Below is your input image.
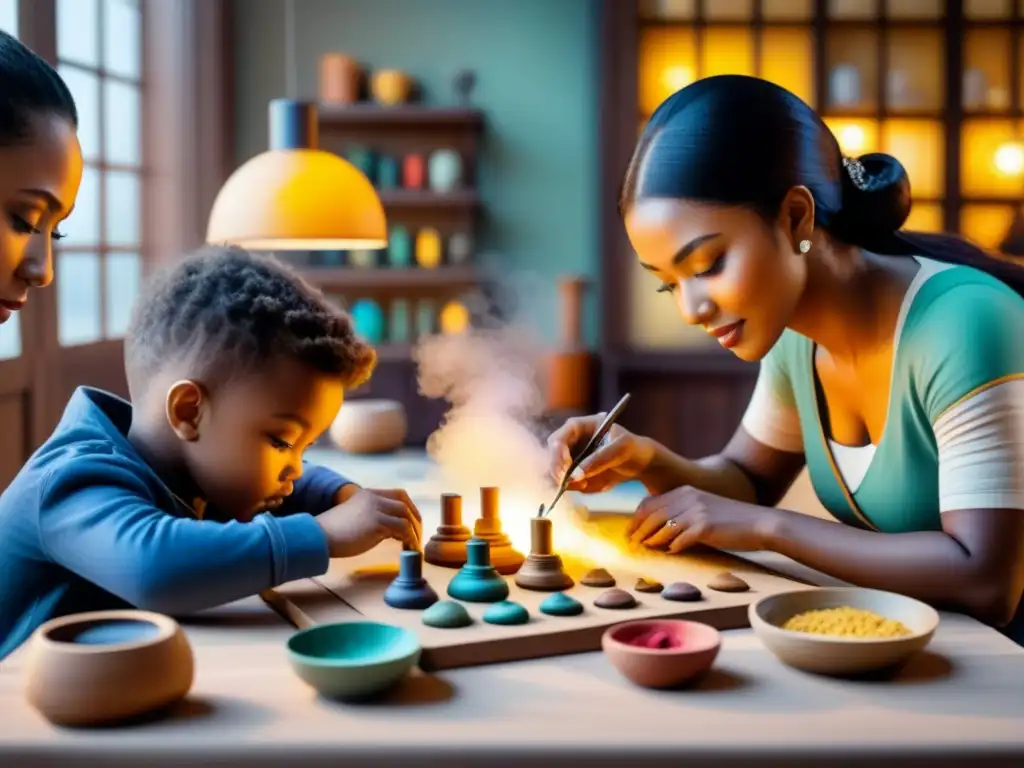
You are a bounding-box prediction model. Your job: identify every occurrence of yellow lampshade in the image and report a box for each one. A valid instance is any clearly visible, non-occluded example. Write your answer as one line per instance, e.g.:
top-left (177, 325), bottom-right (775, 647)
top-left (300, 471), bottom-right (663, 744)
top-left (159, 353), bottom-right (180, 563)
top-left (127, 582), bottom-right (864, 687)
top-left (206, 148), bottom-right (388, 250)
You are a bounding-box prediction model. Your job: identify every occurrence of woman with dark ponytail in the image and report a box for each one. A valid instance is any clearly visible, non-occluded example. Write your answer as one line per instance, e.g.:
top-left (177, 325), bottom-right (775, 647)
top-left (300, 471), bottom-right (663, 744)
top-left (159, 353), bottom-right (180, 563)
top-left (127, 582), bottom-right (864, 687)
top-left (0, 30), bottom-right (81, 325)
top-left (549, 75), bottom-right (1024, 641)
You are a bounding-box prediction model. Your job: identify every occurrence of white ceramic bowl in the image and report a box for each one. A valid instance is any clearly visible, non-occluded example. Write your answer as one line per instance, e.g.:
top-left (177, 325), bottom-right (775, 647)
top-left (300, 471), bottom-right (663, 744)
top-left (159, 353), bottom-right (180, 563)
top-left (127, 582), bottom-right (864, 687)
top-left (329, 399), bottom-right (407, 454)
top-left (24, 610), bottom-right (194, 726)
top-left (749, 587), bottom-right (939, 676)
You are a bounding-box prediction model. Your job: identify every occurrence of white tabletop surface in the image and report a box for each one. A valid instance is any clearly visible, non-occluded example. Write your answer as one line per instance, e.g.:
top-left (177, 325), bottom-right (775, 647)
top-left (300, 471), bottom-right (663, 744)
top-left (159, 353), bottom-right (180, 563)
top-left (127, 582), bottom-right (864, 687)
top-left (1, 448), bottom-right (1022, 766)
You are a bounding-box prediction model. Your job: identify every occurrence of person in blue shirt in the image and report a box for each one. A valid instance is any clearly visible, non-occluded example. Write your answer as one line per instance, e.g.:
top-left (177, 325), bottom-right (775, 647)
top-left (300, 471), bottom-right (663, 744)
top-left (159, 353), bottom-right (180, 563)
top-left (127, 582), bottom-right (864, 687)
top-left (0, 245), bottom-right (422, 659)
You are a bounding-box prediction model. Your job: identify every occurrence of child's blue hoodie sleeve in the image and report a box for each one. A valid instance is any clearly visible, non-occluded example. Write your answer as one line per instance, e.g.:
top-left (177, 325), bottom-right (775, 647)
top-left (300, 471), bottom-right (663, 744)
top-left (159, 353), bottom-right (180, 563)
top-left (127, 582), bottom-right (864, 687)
top-left (275, 461), bottom-right (357, 516)
top-left (36, 453), bottom-right (330, 615)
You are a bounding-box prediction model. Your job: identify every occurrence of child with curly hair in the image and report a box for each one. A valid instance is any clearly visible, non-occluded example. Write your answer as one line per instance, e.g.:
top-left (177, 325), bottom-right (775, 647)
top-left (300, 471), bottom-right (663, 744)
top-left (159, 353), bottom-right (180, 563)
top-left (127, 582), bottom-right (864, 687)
top-left (0, 245), bottom-right (421, 659)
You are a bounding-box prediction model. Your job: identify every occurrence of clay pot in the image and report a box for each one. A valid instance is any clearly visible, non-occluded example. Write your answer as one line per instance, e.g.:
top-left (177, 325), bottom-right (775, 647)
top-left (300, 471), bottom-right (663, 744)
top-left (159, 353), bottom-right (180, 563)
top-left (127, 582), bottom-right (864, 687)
top-left (320, 53), bottom-right (361, 104)
top-left (371, 69), bottom-right (412, 105)
top-left (24, 610), bottom-right (194, 726)
top-left (329, 399), bottom-right (408, 453)
top-left (602, 619), bottom-right (720, 689)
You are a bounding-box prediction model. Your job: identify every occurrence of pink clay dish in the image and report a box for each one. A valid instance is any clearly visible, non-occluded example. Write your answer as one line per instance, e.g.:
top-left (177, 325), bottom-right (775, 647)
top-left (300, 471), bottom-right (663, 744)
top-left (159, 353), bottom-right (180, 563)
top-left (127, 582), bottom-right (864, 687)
top-left (601, 619), bottom-right (721, 689)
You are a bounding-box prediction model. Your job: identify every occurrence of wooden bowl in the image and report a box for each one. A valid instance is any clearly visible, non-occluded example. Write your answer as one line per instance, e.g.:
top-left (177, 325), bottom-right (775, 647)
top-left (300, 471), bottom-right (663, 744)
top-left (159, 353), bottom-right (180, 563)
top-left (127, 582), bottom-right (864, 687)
top-left (749, 587), bottom-right (939, 676)
top-left (24, 610), bottom-right (194, 726)
top-left (287, 621), bottom-right (421, 700)
top-left (329, 398), bottom-right (407, 454)
top-left (601, 619), bottom-right (721, 689)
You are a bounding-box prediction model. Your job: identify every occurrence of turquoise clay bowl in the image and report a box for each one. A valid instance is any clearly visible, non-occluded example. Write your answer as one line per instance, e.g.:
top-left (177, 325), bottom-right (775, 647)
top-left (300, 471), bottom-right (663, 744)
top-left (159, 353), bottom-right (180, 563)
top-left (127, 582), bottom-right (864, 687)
top-left (286, 621), bottom-right (421, 700)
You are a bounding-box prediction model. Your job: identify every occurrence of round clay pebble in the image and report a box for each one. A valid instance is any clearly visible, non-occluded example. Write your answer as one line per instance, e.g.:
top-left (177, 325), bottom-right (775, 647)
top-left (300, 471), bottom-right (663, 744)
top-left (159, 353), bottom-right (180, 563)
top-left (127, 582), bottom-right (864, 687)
top-left (581, 568), bottom-right (616, 588)
top-left (482, 600), bottom-right (530, 626)
top-left (634, 577), bottom-right (663, 593)
top-left (707, 571), bottom-right (750, 593)
top-left (539, 592), bottom-right (584, 617)
top-left (421, 600), bottom-right (472, 628)
top-left (593, 588), bottom-right (637, 609)
top-left (661, 581), bottom-right (702, 602)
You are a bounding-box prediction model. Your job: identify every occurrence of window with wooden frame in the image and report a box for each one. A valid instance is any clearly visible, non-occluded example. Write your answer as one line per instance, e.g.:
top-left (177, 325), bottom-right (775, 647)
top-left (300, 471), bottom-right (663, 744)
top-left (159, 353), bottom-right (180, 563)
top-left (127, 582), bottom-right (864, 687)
top-left (54, 0), bottom-right (143, 346)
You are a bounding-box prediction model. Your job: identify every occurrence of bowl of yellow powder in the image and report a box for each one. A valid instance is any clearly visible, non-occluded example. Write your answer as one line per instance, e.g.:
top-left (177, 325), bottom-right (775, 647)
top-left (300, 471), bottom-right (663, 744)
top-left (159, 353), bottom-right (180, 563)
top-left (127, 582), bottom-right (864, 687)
top-left (748, 587), bottom-right (939, 676)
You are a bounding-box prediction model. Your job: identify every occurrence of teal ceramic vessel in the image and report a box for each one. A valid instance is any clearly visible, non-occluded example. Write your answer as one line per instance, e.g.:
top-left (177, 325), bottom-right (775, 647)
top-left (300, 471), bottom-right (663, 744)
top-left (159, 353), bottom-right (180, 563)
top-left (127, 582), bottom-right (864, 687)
top-left (350, 299), bottom-right (384, 344)
top-left (447, 539), bottom-right (509, 603)
top-left (286, 621), bottom-right (420, 700)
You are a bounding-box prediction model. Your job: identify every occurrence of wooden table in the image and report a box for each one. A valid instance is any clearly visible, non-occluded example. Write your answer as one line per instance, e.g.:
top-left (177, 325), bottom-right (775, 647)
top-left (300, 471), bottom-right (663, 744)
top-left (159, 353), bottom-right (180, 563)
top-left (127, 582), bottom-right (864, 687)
top-left (1, 451), bottom-right (1023, 766)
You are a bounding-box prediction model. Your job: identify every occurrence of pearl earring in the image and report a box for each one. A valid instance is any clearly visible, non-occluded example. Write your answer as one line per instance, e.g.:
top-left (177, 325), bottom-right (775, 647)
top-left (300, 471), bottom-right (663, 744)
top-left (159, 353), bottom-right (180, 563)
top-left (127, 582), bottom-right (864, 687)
top-left (798, 239), bottom-right (811, 254)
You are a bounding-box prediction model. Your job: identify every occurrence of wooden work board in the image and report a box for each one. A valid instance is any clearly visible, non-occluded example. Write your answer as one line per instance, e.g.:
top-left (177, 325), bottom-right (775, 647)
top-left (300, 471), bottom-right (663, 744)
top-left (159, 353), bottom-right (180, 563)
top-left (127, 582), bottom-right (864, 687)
top-left (266, 512), bottom-right (815, 671)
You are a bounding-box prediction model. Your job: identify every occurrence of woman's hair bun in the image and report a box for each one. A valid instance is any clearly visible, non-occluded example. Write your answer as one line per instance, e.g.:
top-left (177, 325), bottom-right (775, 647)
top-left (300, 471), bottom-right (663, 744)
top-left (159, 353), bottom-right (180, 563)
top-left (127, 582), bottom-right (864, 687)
top-left (829, 152), bottom-right (912, 251)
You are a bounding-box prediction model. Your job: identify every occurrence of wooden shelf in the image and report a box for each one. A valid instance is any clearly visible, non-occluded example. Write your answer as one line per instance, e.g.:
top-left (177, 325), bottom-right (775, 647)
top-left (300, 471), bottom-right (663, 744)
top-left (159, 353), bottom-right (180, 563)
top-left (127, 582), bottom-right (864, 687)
top-left (318, 104), bottom-right (485, 130)
top-left (298, 265), bottom-right (480, 292)
top-left (378, 188), bottom-right (481, 209)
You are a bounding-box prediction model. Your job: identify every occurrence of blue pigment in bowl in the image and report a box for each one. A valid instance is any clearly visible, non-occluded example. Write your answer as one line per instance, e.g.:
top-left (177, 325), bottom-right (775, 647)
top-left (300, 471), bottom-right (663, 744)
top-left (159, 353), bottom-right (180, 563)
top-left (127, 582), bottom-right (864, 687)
top-left (47, 618), bottom-right (162, 645)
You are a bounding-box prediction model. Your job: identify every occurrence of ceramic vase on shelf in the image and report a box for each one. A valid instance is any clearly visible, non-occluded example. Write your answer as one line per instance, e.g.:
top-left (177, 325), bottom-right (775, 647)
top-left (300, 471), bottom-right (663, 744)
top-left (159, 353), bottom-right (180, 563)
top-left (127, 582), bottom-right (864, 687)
top-left (402, 154), bottom-right (425, 189)
top-left (320, 53), bottom-right (362, 104)
top-left (371, 69), bottom-right (413, 105)
top-left (415, 227), bottom-right (443, 269)
top-left (377, 155), bottom-right (400, 190)
top-left (545, 275), bottom-right (592, 414)
top-left (388, 225), bottom-right (412, 267)
top-left (428, 149), bottom-right (463, 192)
top-left (447, 232), bottom-right (472, 265)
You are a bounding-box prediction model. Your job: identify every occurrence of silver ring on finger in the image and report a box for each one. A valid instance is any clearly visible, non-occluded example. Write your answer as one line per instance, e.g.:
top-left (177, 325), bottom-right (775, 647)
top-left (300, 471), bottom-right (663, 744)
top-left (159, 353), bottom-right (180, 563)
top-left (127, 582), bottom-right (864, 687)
top-left (666, 519), bottom-right (678, 528)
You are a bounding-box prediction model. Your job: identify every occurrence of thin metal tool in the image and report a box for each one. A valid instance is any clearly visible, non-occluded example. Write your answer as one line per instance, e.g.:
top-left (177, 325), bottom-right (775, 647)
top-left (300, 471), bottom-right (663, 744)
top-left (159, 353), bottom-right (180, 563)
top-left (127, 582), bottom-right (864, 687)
top-left (539, 392), bottom-right (631, 518)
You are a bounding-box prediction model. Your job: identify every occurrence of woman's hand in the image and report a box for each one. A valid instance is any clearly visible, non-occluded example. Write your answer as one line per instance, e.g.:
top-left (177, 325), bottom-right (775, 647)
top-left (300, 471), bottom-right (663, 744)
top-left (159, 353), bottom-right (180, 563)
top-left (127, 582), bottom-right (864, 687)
top-left (625, 485), bottom-right (778, 553)
top-left (546, 413), bottom-right (658, 493)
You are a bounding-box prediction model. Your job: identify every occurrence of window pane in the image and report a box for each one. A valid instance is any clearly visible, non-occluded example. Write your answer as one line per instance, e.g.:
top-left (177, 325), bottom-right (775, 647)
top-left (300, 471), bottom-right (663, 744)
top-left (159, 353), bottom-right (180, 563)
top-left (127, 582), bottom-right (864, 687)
top-left (58, 65), bottom-right (101, 161)
top-left (104, 0), bottom-right (141, 80)
top-left (58, 252), bottom-right (102, 346)
top-left (105, 171), bottom-right (141, 246)
top-left (57, 0), bottom-right (99, 67)
top-left (0, 0), bottom-right (17, 35)
top-left (0, 314), bottom-right (22, 361)
top-left (104, 80), bottom-right (141, 165)
top-left (61, 166), bottom-right (101, 246)
top-left (105, 253), bottom-right (141, 338)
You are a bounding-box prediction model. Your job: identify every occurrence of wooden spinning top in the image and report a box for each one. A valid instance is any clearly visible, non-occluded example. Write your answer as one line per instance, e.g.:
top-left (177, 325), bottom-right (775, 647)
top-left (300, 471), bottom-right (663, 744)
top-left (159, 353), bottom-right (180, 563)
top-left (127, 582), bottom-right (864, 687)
top-left (513, 517), bottom-right (574, 591)
top-left (424, 494), bottom-right (472, 568)
top-left (472, 487), bottom-right (525, 575)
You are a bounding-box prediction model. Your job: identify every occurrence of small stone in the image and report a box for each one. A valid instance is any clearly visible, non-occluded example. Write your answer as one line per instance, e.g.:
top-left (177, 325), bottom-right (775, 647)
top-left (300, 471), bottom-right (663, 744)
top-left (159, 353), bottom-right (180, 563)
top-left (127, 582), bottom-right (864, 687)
top-left (662, 581), bottom-right (702, 602)
top-left (482, 600), bottom-right (529, 626)
top-left (593, 588), bottom-right (637, 609)
top-left (422, 600), bottom-right (472, 628)
top-left (634, 577), bottom-right (663, 593)
top-left (707, 572), bottom-right (749, 593)
top-left (581, 568), bottom-right (616, 587)
top-left (539, 592), bottom-right (584, 617)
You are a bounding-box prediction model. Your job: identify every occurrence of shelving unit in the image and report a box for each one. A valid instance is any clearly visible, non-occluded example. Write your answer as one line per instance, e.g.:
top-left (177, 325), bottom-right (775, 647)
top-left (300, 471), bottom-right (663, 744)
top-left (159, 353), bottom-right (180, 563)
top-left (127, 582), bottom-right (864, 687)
top-left (284, 102), bottom-right (487, 444)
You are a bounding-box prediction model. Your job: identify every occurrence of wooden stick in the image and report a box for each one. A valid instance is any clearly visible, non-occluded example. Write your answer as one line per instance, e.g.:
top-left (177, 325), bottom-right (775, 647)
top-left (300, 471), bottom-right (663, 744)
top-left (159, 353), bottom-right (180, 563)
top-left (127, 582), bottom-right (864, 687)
top-left (260, 588), bottom-right (316, 629)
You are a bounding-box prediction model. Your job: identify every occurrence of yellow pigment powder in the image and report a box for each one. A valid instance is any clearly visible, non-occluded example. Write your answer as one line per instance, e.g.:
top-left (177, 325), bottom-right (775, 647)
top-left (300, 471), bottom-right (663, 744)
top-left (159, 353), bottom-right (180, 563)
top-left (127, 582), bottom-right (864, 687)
top-left (781, 606), bottom-right (912, 638)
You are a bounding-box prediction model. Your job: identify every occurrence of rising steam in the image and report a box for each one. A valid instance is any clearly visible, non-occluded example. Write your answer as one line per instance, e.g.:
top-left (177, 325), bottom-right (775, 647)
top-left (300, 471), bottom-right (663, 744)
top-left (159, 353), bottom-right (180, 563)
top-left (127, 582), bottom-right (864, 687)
top-left (412, 273), bottom-right (558, 516)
